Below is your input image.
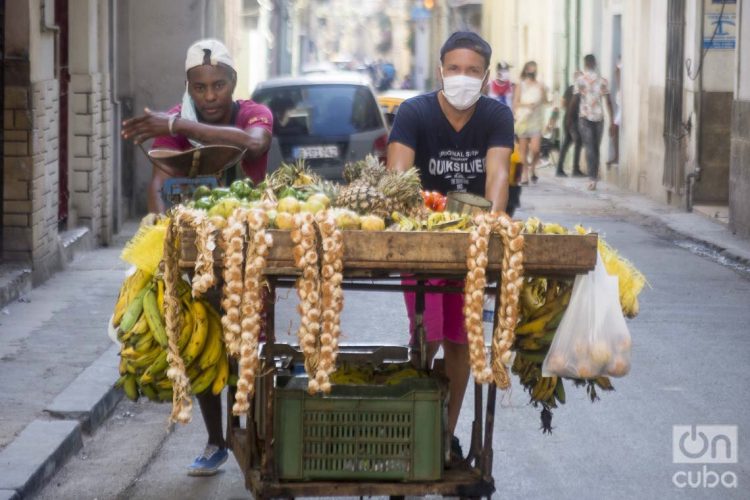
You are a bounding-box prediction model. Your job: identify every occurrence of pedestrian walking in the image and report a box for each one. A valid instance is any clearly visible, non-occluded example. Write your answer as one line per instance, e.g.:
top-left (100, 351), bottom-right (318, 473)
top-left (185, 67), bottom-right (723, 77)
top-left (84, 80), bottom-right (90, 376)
top-left (488, 61), bottom-right (514, 109)
top-left (571, 54), bottom-right (615, 190)
top-left (607, 58), bottom-right (622, 166)
top-left (513, 61), bottom-right (548, 185)
top-left (556, 74), bottom-right (585, 177)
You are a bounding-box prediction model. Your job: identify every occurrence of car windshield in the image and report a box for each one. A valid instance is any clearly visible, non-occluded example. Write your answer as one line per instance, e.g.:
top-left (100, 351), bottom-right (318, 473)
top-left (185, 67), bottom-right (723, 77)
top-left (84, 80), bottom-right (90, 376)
top-left (253, 84), bottom-right (382, 136)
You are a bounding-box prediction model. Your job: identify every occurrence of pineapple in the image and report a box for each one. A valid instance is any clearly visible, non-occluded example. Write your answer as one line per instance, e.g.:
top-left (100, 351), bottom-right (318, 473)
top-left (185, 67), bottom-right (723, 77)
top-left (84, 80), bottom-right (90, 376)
top-left (268, 160), bottom-right (319, 193)
top-left (335, 182), bottom-right (389, 217)
top-left (359, 155), bottom-right (387, 185)
top-left (377, 167), bottom-right (422, 214)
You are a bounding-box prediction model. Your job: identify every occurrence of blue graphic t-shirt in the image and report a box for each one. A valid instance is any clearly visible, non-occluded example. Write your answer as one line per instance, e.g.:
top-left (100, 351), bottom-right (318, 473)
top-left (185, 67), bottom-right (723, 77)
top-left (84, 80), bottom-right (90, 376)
top-left (388, 91), bottom-right (514, 195)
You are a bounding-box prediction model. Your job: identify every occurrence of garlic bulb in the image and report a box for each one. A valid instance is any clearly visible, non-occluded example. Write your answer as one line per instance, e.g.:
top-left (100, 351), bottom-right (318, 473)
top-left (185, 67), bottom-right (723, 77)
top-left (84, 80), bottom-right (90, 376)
top-left (220, 209), bottom-right (246, 357)
top-left (232, 209), bottom-right (271, 416)
top-left (163, 209), bottom-right (193, 424)
top-left (489, 213), bottom-right (525, 390)
top-left (314, 210), bottom-right (344, 391)
top-left (463, 214), bottom-right (493, 383)
top-left (292, 212), bottom-right (321, 393)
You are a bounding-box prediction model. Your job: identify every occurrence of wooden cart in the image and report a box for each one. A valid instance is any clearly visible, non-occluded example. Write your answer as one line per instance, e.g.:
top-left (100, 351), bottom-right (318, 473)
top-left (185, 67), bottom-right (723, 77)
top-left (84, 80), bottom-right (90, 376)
top-left (181, 229), bottom-right (598, 499)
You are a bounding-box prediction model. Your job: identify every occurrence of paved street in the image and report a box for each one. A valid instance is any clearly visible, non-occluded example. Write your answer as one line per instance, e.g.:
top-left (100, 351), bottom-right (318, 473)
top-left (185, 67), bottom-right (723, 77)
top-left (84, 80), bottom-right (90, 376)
top-left (26, 172), bottom-right (750, 499)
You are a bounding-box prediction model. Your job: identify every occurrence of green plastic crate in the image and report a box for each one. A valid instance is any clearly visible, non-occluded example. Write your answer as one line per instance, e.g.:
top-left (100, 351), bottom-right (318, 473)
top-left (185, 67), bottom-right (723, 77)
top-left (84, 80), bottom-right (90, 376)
top-left (274, 376), bottom-right (445, 481)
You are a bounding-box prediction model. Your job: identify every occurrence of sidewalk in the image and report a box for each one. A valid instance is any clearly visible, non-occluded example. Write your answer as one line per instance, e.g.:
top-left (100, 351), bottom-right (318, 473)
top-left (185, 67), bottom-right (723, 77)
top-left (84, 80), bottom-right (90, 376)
top-left (0, 222), bottom-right (137, 500)
top-left (531, 164), bottom-right (750, 265)
top-left (1, 173), bottom-right (749, 499)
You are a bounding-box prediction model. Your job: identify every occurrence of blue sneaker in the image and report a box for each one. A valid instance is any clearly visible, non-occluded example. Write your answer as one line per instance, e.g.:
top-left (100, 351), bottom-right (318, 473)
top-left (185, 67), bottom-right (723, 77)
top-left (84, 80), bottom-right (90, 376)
top-left (187, 444), bottom-right (228, 476)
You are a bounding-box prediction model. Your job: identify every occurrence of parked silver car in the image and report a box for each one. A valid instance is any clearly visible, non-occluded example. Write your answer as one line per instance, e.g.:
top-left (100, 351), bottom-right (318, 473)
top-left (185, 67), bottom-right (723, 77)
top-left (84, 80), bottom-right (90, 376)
top-left (252, 72), bottom-right (388, 181)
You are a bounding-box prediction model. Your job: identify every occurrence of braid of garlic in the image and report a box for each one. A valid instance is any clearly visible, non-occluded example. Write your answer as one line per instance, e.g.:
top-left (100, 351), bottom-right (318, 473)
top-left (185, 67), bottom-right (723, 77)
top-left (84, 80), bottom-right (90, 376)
top-left (291, 212), bottom-right (322, 394)
top-left (463, 213), bottom-right (493, 383)
top-left (192, 211), bottom-right (217, 297)
top-left (220, 209), bottom-right (246, 357)
top-left (489, 214), bottom-right (525, 389)
top-left (314, 210), bottom-right (344, 394)
top-left (233, 209), bottom-right (271, 415)
top-left (164, 210), bottom-right (192, 424)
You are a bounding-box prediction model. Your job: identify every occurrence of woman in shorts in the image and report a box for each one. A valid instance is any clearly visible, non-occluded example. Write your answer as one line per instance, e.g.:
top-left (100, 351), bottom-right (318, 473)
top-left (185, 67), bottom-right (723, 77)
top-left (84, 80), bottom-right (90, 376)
top-left (513, 61), bottom-right (548, 184)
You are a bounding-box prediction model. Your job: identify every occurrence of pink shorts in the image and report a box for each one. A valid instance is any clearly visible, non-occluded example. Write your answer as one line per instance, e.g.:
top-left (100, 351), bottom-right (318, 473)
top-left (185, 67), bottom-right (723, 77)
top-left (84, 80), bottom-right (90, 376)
top-left (402, 278), bottom-right (467, 345)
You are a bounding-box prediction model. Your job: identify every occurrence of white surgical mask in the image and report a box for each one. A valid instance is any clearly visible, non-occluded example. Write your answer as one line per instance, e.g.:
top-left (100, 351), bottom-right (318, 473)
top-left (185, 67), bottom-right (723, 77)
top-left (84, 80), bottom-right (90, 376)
top-left (499, 70), bottom-right (510, 81)
top-left (441, 69), bottom-right (487, 111)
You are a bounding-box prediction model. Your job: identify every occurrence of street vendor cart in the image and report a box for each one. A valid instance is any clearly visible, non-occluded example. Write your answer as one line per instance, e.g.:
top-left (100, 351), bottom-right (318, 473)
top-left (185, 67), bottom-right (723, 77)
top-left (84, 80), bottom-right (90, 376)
top-left (179, 228), bottom-right (598, 499)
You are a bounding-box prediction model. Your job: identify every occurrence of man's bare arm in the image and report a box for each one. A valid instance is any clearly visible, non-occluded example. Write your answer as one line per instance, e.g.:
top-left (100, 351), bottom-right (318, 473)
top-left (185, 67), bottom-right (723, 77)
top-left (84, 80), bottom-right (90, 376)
top-left (386, 141), bottom-right (415, 173)
top-left (122, 108), bottom-right (271, 159)
top-left (485, 146), bottom-right (511, 213)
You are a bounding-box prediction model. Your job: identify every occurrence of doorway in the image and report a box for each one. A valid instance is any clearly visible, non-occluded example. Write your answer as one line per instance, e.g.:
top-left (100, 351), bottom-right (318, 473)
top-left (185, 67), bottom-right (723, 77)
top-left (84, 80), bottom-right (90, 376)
top-left (55, 0), bottom-right (69, 225)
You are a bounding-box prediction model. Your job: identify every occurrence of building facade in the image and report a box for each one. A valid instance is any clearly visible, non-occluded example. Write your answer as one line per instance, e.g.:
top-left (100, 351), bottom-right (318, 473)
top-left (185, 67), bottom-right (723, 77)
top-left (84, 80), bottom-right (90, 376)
top-left (2, 0), bottom-right (116, 282)
top-left (482, 0), bottom-right (749, 238)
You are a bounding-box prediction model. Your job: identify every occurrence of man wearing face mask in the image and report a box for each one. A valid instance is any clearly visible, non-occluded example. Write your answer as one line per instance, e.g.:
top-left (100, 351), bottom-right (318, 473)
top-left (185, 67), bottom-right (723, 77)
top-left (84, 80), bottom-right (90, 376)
top-left (387, 31), bottom-right (513, 465)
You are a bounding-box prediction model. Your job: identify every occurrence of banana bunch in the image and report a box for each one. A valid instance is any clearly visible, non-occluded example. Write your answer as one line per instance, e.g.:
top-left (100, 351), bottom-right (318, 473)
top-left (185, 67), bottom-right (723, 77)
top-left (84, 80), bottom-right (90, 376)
top-left (327, 362), bottom-right (427, 386)
top-left (390, 211), bottom-right (422, 231)
top-left (512, 352), bottom-right (566, 408)
top-left (329, 362), bottom-right (374, 385)
top-left (425, 211), bottom-right (469, 231)
top-left (390, 211), bottom-right (470, 231)
top-left (113, 274), bottom-right (228, 402)
top-left (383, 367), bottom-right (424, 386)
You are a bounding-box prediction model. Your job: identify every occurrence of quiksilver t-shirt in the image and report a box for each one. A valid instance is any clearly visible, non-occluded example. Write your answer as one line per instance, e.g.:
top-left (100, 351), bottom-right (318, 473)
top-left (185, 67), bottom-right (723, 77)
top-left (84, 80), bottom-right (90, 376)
top-left (388, 91), bottom-right (514, 195)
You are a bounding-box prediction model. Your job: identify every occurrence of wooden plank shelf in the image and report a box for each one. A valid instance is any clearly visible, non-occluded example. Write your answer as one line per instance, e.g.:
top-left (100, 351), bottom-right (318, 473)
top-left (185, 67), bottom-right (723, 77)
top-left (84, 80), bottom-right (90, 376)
top-left (179, 228), bottom-right (598, 277)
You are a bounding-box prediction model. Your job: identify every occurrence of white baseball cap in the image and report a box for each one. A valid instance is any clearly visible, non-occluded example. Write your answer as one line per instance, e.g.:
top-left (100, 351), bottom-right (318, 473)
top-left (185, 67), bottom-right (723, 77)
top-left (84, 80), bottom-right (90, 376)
top-left (185, 39), bottom-right (235, 73)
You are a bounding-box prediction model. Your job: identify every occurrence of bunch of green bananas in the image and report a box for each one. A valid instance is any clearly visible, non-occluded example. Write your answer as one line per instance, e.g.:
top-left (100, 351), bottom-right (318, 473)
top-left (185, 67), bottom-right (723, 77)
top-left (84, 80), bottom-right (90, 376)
top-left (512, 352), bottom-right (566, 408)
top-left (112, 273), bottom-right (228, 402)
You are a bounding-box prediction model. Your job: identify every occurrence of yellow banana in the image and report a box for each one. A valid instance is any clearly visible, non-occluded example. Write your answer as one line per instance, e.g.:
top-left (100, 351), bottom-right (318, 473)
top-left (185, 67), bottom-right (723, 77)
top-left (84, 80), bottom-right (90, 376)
top-left (131, 312), bottom-right (150, 335)
top-left (118, 357), bottom-right (128, 376)
top-left (120, 346), bottom-right (139, 359)
top-left (542, 222), bottom-right (567, 235)
top-left (211, 354), bottom-right (229, 395)
top-left (156, 279), bottom-right (165, 313)
top-left (156, 377), bottom-right (173, 391)
top-left (119, 286), bottom-right (150, 334)
top-left (122, 374), bottom-right (139, 401)
top-left (198, 304), bottom-right (223, 370)
top-left (191, 364), bottom-right (218, 395)
top-left (112, 286), bottom-right (129, 327)
top-left (143, 287), bottom-right (168, 348)
top-left (115, 269), bottom-right (153, 325)
top-left (131, 347), bottom-right (161, 369)
top-left (133, 330), bottom-right (155, 353)
top-left (516, 306), bottom-right (562, 335)
top-left (182, 299), bottom-right (208, 367)
top-left (139, 350), bottom-right (169, 385)
top-left (527, 288), bottom-right (571, 321)
top-left (177, 300), bottom-right (194, 351)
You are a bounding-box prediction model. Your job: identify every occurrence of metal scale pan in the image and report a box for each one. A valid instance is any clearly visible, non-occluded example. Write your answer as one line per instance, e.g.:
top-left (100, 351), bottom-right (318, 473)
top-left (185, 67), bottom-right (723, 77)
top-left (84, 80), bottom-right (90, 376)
top-left (145, 145), bottom-right (246, 208)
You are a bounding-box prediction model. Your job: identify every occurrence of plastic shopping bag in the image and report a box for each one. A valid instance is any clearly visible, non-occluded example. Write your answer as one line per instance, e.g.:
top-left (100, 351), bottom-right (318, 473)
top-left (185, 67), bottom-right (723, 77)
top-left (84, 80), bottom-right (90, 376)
top-left (542, 252), bottom-right (632, 378)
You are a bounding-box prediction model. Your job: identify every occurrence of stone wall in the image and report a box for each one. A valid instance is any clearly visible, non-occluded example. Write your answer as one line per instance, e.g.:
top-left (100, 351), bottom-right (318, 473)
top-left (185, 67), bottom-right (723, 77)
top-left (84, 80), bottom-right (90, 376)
top-left (729, 99), bottom-right (750, 238)
top-left (69, 73), bottom-right (103, 236)
top-left (3, 80), bottom-right (61, 273)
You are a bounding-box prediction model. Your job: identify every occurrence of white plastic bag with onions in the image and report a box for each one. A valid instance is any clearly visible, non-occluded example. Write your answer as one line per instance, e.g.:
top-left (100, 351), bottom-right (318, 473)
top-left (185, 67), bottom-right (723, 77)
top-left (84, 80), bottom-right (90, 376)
top-left (542, 252), bottom-right (632, 378)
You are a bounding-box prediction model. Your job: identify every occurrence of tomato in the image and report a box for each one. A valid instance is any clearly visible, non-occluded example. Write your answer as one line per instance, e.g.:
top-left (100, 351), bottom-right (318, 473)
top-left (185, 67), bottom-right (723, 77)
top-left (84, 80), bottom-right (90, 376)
top-left (435, 196), bottom-right (447, 212)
